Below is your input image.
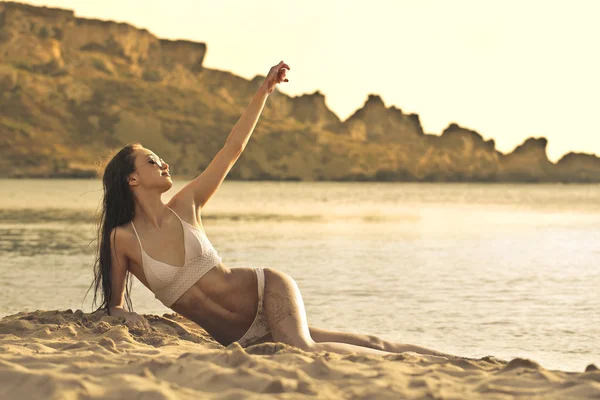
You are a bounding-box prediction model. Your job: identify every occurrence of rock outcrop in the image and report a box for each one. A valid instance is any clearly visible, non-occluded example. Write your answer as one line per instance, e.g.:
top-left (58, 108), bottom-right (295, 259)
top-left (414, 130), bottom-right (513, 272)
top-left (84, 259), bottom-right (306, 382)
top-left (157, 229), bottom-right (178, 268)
top-left (1, 1), bottom-right (598, 182)
top-left (555, 152), bottom-right (600, 183)
top-left (498, 137), bottom-right (555, 182)
top-left (344, 95), bottom-right (424, 143)
top-left (288, 90), bottom-right (345, 133)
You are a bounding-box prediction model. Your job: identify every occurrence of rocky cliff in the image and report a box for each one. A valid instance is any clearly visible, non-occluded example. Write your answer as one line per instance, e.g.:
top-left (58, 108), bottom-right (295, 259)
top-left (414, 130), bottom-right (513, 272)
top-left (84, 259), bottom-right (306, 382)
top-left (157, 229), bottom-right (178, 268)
top-left (1, 1), bottom-right (599, 182)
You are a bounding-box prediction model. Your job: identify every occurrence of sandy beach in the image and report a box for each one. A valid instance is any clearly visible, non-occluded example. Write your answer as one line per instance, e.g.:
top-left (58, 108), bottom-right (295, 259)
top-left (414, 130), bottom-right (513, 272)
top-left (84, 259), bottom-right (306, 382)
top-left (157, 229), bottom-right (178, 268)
top-left (0, 310), bottom-right (598, 399)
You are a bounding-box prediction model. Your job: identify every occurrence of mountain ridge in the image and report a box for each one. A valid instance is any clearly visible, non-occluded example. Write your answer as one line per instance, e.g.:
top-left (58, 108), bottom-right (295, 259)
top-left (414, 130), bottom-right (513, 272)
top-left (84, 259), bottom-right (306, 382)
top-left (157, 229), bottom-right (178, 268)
top-left (1, 1), bottom-right (599, 182)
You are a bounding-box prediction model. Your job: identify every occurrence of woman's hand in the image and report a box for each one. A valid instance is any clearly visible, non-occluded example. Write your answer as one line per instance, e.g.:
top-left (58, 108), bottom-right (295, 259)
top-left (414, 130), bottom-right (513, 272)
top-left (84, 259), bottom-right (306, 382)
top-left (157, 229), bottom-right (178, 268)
top-left (122, 311), bottom-right (151, 330)
top-left (261, 61), bottom-right (290, 94)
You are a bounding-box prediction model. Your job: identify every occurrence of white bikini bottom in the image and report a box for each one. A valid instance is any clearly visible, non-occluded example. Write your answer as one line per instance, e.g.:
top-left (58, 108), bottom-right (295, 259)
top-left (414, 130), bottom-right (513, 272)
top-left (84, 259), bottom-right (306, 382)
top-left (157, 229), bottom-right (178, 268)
top-left (236, 267), bottom-right (271, 347)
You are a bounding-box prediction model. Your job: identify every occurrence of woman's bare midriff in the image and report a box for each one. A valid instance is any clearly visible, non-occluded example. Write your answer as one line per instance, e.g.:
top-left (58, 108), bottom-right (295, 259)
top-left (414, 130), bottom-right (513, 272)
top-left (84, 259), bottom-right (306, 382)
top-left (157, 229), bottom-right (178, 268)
top-left (128, 257), bottom-right (260, 346)
top-left (171, 264), bottom-right (260, 345)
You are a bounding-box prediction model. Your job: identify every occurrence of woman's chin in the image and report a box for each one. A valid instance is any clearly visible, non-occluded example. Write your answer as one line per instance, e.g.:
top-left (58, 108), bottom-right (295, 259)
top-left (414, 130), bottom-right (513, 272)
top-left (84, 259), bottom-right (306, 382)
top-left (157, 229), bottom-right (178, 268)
top-left (160, 179), bottom-right (173, 191)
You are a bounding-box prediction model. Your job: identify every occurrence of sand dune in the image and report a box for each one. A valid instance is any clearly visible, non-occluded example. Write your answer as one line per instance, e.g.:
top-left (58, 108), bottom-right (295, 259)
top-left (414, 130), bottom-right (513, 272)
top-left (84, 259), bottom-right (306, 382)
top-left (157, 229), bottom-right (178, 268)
top-left (0, 310), bottom-right (598, 399)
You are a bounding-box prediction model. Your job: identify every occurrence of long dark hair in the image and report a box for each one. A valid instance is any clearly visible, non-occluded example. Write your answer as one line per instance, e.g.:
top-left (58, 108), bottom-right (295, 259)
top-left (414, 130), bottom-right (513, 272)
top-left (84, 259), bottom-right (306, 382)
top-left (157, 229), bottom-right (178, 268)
top-left (85, 142), bottom-right (142, 316)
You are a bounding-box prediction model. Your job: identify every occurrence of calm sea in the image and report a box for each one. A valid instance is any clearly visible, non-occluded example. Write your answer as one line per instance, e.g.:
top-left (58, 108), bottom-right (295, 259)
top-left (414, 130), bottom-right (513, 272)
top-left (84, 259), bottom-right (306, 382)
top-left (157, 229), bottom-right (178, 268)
top-left (1, 179), bottom-right (598, 372)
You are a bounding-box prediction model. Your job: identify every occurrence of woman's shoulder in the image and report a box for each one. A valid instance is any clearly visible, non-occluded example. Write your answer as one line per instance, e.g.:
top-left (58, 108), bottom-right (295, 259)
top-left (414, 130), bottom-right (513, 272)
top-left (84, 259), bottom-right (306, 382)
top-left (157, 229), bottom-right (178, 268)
top-left (110, 223), bottom-right (137, 255)
top-left (107, 224), bottom-right (139, 273)
top-left (113, 221), bottom-right (135, 236)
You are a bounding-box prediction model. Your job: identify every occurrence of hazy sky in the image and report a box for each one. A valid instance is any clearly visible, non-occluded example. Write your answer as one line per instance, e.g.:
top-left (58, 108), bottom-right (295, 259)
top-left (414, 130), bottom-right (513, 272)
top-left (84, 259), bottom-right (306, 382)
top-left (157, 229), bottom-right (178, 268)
top-left (21, 0), bottom-right (600, 162)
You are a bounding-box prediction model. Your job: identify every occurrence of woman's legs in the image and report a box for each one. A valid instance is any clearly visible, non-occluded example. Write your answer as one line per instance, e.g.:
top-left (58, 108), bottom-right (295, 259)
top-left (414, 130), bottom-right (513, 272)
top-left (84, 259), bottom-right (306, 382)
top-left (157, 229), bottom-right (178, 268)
top-left (308, 326), bottom-right (471, 359)
top-left (261, 268), bottom-right (447, 359)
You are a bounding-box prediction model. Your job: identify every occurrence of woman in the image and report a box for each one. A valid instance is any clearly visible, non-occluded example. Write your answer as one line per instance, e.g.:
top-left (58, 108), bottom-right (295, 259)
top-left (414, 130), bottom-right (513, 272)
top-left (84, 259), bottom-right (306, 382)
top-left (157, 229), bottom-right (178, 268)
top-left (88, 61), bottom-right (466, 360)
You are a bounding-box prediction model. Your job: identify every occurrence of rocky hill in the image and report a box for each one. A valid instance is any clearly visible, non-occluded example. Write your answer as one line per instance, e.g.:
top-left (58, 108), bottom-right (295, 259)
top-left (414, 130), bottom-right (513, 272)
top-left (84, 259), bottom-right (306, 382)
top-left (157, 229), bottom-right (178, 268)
top-left (1, 1), bottom-right (599, 182)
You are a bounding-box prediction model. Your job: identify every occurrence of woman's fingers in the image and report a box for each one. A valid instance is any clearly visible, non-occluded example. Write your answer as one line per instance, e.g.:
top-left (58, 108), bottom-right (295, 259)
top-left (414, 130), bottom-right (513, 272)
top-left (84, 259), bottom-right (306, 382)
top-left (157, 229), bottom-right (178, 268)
top-left (130, 322), bottom-right (143, 330)
top-left (276, 67), bottom-right (289, 83)
top-left (278, 60), bottom-right (290, 71)
top-left (273, 60), bottom-right (290, 70)
top-left (140, 317), bottom-right (150, 330)
top-left (135, 316), bottom-right (147, 330)
top-left (124, 314), bottom-right (150, 330)
top-left (271, 61), bottom-right (290, 79)
top-left (263, 61), bottom-right (290, 92)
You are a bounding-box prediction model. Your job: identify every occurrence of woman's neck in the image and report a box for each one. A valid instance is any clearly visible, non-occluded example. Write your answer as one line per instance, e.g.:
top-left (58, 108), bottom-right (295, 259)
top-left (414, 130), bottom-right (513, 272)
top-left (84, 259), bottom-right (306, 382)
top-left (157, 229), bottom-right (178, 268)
top-left (132, 191), bottom-right (170, 229)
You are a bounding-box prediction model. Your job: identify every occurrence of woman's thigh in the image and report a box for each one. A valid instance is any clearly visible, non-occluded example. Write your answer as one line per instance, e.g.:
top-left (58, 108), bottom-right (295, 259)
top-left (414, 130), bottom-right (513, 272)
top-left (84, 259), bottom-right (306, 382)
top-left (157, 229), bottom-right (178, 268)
top-left (262, 268), bottom-right (314, 350)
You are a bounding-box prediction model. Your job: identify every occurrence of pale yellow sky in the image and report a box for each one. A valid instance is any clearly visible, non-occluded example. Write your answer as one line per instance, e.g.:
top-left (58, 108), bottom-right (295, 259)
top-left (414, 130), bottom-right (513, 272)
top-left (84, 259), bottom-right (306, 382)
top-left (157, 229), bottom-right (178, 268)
top-left (20, 0), bottom-right (600, 162)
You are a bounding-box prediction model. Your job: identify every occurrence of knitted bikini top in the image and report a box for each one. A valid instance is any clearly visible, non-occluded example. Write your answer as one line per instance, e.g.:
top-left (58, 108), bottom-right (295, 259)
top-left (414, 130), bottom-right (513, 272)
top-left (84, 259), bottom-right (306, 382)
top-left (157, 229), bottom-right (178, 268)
top-left (130, 206), bottom-right (223, 307)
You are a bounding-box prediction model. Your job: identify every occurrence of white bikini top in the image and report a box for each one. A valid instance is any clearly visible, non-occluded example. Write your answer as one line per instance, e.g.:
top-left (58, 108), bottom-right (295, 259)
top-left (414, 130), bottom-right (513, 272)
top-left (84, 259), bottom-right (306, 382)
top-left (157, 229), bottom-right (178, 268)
top-left (130, 206), bottom-right (223, 307)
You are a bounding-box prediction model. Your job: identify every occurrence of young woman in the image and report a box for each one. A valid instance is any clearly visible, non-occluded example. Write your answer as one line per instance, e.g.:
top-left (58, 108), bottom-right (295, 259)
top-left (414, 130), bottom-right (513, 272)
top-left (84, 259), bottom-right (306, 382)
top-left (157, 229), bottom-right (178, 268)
top-left (88, 61), bottom-right (467, 360)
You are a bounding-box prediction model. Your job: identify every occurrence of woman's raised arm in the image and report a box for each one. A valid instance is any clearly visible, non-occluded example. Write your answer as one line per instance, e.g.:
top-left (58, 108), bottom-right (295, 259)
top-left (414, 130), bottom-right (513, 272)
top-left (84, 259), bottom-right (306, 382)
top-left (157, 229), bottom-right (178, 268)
top-left (225, 60), bottom-right (290, 151)
top-left (174, 61), bottom-right (290, 210)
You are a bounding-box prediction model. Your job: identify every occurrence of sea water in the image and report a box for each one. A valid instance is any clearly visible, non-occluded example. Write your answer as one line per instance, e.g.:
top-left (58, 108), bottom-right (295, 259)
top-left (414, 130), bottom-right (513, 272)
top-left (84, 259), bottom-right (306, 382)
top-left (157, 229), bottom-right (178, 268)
top-left (0, 179), bottom-right (598, 372)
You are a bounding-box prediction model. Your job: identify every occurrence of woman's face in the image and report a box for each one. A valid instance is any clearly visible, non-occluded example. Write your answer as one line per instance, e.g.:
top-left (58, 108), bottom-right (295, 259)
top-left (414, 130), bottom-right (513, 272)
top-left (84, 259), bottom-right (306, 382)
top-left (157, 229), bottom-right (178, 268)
top-left (129, 147), bottom-right (172, 192)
